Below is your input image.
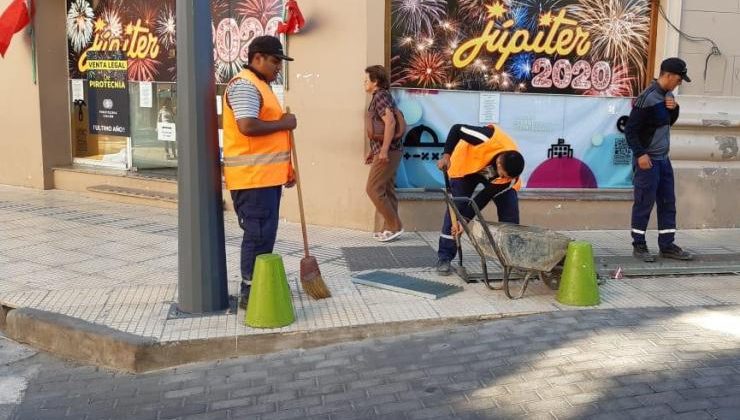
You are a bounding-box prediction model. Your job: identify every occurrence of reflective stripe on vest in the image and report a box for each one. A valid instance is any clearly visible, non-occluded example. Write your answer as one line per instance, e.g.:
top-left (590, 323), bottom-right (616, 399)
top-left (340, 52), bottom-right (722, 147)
top-left (448, 124), bottom-right (522, 190)
top-left (222, 69), bottom-right (292, 190)
top-left (222, 151), bottom-right (291, 167)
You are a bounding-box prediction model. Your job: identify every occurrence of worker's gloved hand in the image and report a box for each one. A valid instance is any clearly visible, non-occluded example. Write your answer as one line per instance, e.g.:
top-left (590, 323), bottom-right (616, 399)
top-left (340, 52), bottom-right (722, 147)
top-left (451, 221), bottom-right (464, 238)
top-left (437, 154), bottom-right (451, 171)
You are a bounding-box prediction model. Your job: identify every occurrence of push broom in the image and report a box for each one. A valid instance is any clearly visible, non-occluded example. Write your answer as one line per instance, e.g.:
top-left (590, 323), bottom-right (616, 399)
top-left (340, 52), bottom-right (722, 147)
top-left (287, 117), bottom-right (331, 300)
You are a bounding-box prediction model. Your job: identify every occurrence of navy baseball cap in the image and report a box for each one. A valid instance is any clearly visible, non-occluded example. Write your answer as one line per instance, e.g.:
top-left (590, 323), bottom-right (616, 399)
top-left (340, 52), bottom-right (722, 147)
top-left (660, 57), bottom-right (691, 82)
top-left (249, 36), bottom-right (294, 61)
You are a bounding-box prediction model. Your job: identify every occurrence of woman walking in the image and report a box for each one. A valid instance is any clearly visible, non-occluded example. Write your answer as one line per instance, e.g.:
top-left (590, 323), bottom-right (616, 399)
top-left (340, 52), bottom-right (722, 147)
top-left (363, 65), bottom-right (404, 242)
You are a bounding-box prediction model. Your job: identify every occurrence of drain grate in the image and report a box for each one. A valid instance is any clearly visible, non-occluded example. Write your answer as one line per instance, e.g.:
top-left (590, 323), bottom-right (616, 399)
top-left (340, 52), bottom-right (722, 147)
top-left (341, 246), bottom-right (437, 272)
top-left (353, 271), bottom-right (463, 300)
top-left (595, 253), bottom-right (740, 277)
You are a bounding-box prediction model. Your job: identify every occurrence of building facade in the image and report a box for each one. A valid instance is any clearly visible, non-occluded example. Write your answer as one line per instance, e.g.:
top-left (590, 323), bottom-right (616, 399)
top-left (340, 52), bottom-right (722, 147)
top-left (0, 0), bottom-right (738, 231)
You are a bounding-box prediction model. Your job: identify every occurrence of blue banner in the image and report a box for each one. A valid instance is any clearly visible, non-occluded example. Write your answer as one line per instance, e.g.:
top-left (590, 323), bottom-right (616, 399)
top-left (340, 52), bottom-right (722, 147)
top-left (393, 89), bottom-right (633, 189)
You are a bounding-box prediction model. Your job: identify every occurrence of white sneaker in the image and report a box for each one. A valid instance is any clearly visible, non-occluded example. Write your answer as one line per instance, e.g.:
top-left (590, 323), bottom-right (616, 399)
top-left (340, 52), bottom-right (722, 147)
top-left (377, 229), bottom-right (404, 242)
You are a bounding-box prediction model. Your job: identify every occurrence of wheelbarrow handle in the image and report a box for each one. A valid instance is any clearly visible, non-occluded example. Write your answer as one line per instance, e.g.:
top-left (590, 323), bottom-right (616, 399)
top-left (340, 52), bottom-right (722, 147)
top-left (442, 171), bottom-right (464, 268)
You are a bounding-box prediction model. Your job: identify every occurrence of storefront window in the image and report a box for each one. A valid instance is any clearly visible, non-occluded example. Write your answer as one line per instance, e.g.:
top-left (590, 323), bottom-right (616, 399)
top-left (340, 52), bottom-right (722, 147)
top-left (129, 82), bottom-right (178, 172)
top-left (65, 0), bottom-right (284, 172)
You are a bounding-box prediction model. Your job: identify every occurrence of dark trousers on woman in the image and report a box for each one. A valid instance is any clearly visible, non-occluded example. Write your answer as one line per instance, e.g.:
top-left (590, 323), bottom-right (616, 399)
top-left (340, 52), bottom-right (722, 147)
top-left (438, 173), bottom-right (519, 262)
top-left (366, 150), bottom-right (403, 232)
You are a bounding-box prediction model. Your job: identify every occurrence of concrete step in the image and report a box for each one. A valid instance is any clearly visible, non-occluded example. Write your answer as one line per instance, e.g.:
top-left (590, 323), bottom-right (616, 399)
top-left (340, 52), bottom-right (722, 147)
top-left (53, 165), bottom-right (235, 210)
top-left (54, 165), bottom-right (177, 194)
top-left (87, 185), bottom-right (178, 205)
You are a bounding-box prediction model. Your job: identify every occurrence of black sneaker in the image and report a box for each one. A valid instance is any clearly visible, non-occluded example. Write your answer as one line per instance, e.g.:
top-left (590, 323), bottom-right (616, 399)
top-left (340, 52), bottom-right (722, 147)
top-left (660, 244), bottom-right (693, 261)
top-left (238, 286), bottom-right (251, 310)
top-left (633, 244), bottom-right (655, 262)
top-left (436, 260), bottom-right (452, 276)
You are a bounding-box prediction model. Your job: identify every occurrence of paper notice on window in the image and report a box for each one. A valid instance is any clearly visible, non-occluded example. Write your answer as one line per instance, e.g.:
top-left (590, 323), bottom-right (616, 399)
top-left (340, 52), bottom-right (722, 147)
top-left (218, 129), bottom-right (224, 148)
top-left (479, 92), bottom-right (501, 124)
top-left (157, 122), bottom-right (176, 141)
top-left (71, 80), bottom-right (84, 101)
top-left (139, 82), bottom-right (153, 108)
top-left (273, 84), bottom-right (285, 108)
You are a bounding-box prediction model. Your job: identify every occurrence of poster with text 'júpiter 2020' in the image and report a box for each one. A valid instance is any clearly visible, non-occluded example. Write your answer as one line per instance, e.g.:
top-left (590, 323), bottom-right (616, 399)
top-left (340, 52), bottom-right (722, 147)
top-left (390, 0), bottom-right (653, 97)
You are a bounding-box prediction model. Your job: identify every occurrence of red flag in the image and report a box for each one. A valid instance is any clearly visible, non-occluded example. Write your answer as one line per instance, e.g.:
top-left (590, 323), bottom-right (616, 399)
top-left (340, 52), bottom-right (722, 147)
top-left (0, 0), bottom-right (34, 57)
top-left (277, 0), bottom-right (305, 35)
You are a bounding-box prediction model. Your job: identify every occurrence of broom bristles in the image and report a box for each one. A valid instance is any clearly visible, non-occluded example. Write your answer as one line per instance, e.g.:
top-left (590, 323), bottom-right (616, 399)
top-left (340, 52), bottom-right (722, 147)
top-left (300, 257), bottom-right (331, 299)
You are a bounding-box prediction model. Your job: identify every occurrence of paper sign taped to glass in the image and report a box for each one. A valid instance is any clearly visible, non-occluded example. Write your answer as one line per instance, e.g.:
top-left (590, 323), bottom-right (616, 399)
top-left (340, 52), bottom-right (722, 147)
top-left (157, 122), bottom-right (176, 142)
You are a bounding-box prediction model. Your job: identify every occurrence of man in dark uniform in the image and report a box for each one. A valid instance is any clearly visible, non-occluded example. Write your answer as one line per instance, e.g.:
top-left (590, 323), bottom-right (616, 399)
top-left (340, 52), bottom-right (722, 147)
top-left (625, 57), bottom-right (693, 262)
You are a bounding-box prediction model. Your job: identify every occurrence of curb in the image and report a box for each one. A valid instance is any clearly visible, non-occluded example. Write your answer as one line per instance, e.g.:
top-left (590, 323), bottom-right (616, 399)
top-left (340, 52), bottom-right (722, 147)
top-left (3, 307), bottom-right (157, 372)
top-left (0, 306), bottom-right (534, 373)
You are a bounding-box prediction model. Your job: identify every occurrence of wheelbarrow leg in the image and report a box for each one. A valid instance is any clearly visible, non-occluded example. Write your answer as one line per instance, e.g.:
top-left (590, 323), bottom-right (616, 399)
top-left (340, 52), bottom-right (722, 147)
top-left (481, 256), bottom-right (502, 290)
top-left (504, 269), bottom-right (532, 299)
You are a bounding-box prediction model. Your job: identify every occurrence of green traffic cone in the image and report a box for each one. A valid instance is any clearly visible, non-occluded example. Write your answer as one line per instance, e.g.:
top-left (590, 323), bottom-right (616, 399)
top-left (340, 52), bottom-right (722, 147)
top-left (245, 254), bottom-right (295, 328)
top-left (557, 241), bottom-right (600, 306)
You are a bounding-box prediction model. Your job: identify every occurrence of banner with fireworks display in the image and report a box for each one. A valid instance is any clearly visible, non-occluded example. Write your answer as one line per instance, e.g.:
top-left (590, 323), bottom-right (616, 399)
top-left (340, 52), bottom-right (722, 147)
top-left (390, 0), bottom-right (654, 97)
top-left (66, 0), bottom-right (283, 83)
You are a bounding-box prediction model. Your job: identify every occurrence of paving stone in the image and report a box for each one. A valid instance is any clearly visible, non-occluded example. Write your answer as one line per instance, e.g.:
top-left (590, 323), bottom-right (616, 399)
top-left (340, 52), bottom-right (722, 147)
top-left (524, 397), bottom-right (572, 413)
top-left (230, 402), bottom-right (278, 417)
top-left (624, 404), bottom-right (674, 419)
top-left (635, 390), bottom-right (686, 406)
top-left (375, 400), bottom-right (423, 415)
top-left (158, 402), bottom-right (208, 419)
top-left (668, 398), bottom-right (717, 413)
top-left (407, 406), bottom-right (455, 419)
top-left (709, 407), bottom-right (740, 420)
top-left (597, 396), bottom-right (642, 412)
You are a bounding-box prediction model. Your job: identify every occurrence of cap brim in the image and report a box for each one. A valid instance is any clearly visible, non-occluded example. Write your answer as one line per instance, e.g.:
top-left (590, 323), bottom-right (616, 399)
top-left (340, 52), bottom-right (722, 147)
top-left (275, 54), bottom-right (294, 61)
top-left (681, 74), bottom-right (691, 82)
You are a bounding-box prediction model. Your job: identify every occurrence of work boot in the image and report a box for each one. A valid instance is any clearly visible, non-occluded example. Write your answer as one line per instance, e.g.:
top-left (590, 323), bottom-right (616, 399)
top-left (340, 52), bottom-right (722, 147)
top-left (238, 285), bottom-right (251, 310)
top-left (436, 260), bottom-right (452, 276)
top-left (660, 244), bottom-right (693, 261)
top-left (633, 244), bottom-right (655, 262)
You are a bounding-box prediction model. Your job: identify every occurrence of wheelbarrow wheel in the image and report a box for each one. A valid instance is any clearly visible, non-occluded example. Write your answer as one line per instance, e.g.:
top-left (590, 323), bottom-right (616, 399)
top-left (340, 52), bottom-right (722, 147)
top-left (542, 271), bottom-right (559, 290)
top-left (503, 268), bottom-right (531, 299)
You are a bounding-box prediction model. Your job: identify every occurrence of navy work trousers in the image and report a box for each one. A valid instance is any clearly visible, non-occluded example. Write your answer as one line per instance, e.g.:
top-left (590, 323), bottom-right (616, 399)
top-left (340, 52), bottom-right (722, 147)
top-left (631, 158), bottom-right (676, 250)
top-left (438, 173), bottom-right (519, 262)
top-left (231, 186), bottom-right (282, 293)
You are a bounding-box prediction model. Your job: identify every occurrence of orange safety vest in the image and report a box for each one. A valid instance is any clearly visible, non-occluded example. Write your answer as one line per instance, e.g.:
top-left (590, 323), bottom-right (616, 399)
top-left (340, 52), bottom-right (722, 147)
top-left (448, 124), bottom-right (522, 190)
top-left (222, 69), bottom-right (292, 190)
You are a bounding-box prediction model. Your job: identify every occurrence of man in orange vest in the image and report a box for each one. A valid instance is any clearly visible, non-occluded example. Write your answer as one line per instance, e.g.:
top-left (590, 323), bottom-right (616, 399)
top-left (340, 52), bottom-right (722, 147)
top-left (436, 124), bottom-right (525, 276)
top-left (222, 36), bottom-right (297, 309)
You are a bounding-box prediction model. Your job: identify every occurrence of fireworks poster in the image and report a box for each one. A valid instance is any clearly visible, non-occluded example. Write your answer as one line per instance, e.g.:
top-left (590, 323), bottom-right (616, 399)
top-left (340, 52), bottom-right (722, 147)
top-left (87, 51), bottom-right (130, 136)
top-left (66, 0), bottom-right (283, 83)
top-left (390, 0), bottom-right (654, 97)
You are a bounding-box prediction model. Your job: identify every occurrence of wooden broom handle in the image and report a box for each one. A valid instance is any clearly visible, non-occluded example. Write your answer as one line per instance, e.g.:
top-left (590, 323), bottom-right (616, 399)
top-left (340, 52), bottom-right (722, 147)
top-left (286, 108), bottom-right (310, 258)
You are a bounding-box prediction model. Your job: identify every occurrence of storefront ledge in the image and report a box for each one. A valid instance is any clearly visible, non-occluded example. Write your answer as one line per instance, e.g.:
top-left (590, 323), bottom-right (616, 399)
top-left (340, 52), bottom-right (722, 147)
top-left (675, 113), bottom-right (740, 129)
top-left (398, 188), bottom-right (633, 202)
top-left (53, 164), bottom-right (177, 183)
top-left (87, 185), bottom-right (178, 203)
top-left (0, 306), bottom-right (529, 373)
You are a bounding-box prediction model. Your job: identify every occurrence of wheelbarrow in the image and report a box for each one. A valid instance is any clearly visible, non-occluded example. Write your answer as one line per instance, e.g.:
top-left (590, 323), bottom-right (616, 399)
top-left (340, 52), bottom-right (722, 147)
top-left (443, 193), bottom-right (572, 299)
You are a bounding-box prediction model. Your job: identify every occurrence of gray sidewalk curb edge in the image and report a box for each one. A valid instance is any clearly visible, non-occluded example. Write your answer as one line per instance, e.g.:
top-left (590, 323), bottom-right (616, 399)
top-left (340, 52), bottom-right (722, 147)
top-left (0, 306), bottom-right (530, 373)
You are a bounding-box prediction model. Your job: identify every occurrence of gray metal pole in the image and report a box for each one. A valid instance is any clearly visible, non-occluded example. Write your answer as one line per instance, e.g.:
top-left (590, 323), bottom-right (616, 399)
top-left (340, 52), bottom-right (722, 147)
top-left (176, 0), bottom-right (229, 313)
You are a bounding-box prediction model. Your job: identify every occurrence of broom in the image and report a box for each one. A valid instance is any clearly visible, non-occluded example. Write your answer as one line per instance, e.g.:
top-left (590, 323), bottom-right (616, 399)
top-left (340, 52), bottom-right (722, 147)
top-left (288, 124), bottom-right (331, 299)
